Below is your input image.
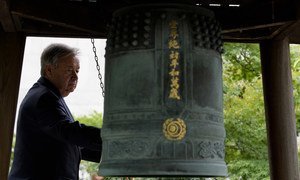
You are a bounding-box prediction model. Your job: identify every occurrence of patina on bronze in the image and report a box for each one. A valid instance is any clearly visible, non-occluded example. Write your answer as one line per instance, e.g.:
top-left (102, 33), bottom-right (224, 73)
top-left (99, 3), bottom-right (227, 176)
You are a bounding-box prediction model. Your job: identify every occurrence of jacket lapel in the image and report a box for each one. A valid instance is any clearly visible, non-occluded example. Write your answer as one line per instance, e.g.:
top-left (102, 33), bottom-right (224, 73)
top-left (60, 98), bottom-right (75, 122)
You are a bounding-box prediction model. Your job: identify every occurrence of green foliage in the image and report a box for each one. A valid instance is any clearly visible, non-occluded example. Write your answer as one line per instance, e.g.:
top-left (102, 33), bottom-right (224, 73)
top-left (76, 111), bottom-right (103, 128)
top-left (290, 44), bottom-right (300, 133)
top-left (223, 43), bottom-right (261, 83)
top-left (223, 79), bottom-right (269, 179)
top-left (224, 80), bottom-right (268, 161)
top-left (227, 160), bottom-right (269, 180)
top-left (222, 43), bottom-right (300, 179)
top-left (223, 43), bottom-right (261, 100)
top-left (9, 135), bottom-right (16, 170)
top-left (223, 43), bottom-right (270, 179)
top-left (75, 111), bottom-right (103, 178)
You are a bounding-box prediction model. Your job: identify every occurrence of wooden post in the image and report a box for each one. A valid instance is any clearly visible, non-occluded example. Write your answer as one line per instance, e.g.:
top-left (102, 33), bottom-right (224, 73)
top-left (260, 37), bottom-right (300, 180)
top-left (0, 32), bottom-right (25, 180)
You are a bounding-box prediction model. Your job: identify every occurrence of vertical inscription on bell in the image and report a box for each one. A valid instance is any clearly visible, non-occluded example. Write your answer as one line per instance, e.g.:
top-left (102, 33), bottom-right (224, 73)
top-left (168, 20), bottom-right (181, 100)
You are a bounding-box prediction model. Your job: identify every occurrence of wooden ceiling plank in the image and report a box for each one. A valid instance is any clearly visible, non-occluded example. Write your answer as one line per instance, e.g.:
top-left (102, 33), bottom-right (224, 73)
top-left (273, 0), bottom-right (298, 21)
top-left (22, 28), bottom-right (105, 38)
top-left (11, 11), bottom-right (100, 35)
top-left (5, 0), bottom-right (300, 42)
top-left (268, 21), bottom-right (296, 40)
top-left (287, 20), bottom-right (300, 44)
top-left (222, 21), bottom-right (289, 34)
top-left (272, 20), bottom-right (300, 41)
top-left (0, 0), bottom-right (16, 32)
top-left (222, 36), bottom-right (269, 43)
top-left (11, 14), bottom-right (22, 31)
top-left (11, 0), bottom-right (107, 35)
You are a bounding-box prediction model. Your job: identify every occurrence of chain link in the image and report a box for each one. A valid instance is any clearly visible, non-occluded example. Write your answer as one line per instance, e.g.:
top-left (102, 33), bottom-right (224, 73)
top-left (91, 38), bottom-right (105, 97)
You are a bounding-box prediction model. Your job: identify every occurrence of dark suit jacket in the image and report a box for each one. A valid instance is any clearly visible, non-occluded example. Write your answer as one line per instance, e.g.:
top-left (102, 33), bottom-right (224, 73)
top-left (9, 77), bottom-right (102, 180)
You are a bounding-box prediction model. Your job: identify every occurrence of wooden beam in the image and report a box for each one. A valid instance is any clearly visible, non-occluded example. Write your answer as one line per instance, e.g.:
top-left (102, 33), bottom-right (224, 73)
top-left (297, 0), bottom-right (300, 18)
top-left (0, 32), bottom-right (25, 180)
top-left (11, 11), bottom-right (102, 35)
top-left (216, 2), bottom-right (274, 30)
top-left (269, 21), bottom-right (297, 40)
top-left (260, 37), bottom-right (300, 180)
top-left (222, 21), bottom-right (289, 34)
top-left (290, 27), bottom-right (300, 44)
top-left (273, 0), bottom-right (298, 21)
top-left (292, 0), bottom-right (300, 43)
top-left (221, 21), bottom-right (291, 42)
top-left (10, 0), bottom-right (108, 35)
top-left (0, 0), bottom-right (16, 32)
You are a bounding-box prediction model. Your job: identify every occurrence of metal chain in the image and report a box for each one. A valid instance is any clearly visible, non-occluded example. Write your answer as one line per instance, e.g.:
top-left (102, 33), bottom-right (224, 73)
top-left (91, 38), bottom-right (105, 97)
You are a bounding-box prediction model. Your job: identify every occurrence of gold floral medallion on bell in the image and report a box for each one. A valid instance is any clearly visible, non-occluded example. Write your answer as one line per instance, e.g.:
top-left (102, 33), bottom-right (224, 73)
top-left (163, 118), bottom-right (186, 140)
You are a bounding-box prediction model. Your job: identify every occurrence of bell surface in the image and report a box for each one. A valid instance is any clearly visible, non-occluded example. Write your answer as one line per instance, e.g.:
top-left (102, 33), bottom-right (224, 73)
top-left (99, 3), bottom-right (227, 177)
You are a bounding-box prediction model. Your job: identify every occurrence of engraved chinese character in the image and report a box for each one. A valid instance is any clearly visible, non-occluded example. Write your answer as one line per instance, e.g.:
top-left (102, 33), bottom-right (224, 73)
top-left (168, 39), bottom-right (180, 49)
top-left (170, 50), bottom-right (179, 60)
top-left (169, 20), bottom-right (178, 29)
top-left (170, 77), bottom-right (180, 89)
top-left (169, 88), bottom-right (181, 100)
top-left (170, 29), bottom-right (178, 39)
top-left (170, 59), bottom-right (179, 68)
top-left (169, 69), bottom-right (179, 77)
top-left (170, 51), bottom-right (179, 68)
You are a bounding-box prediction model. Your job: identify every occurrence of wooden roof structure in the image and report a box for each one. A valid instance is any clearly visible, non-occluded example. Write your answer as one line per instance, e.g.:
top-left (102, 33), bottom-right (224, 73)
top-left (1, 0), bottom-right (300, 42)
top-left (1, 0), bottom-right (300, 179)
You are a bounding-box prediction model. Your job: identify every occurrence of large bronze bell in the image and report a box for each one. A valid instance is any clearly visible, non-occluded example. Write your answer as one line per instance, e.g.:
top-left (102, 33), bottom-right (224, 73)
top-left (99, 3), bottom-right (227, 176)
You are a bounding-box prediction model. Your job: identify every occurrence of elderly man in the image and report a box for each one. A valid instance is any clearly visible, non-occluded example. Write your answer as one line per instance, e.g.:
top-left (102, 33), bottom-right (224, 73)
top-left (9, 43), bottom-right (102, 180)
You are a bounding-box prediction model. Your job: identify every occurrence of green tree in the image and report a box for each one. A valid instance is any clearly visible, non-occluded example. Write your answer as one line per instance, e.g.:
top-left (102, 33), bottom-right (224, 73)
top-left (223, 79), bottom-right (269, 179)
top-left (223, 43), bottom-right (261, 83)
top-left (222, 43), bottom-right (300, 179)
top-left (76, 111), bottom-right (103, 178)
top-left (290, 44), bottom-right (300, 133)
top-left (223, 43), bottom-right (269, 179)
top-left (76, 111), bottom-right (103, 128)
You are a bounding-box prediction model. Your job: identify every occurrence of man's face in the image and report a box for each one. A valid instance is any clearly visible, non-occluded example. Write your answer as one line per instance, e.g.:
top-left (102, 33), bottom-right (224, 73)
top-left (46, 55), bottom-right (80, 97)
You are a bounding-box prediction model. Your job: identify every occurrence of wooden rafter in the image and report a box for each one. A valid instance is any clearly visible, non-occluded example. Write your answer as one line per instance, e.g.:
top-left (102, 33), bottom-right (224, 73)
top-left (1, 0), bottom-right (300, 42)
top-left (0, 0), bottom-right (15, 32)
